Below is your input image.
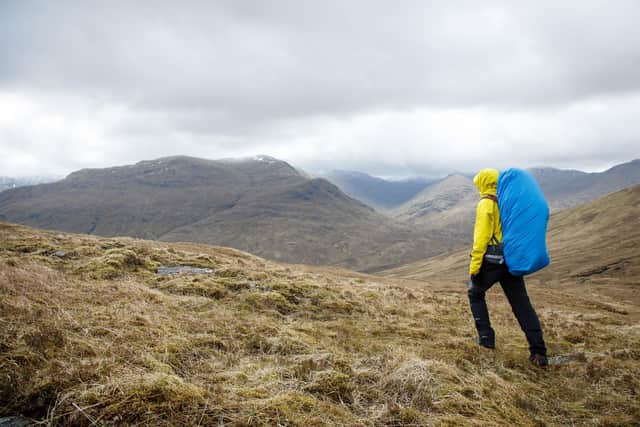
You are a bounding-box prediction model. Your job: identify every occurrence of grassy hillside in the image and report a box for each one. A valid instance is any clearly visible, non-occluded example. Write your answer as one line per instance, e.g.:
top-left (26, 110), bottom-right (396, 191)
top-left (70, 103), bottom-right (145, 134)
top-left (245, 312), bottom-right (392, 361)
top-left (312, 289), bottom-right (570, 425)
top-left (383, 184), bottom-right (640, 284)
top-left (2, 215), bottom-right (639, 425)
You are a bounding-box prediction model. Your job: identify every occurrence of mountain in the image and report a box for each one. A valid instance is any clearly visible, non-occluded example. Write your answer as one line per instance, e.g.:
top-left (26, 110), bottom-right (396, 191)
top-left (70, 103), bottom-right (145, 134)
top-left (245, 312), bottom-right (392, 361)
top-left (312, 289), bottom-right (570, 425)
top-left (159, 177), bottom-right (450, 272)
top-left (529, 158), bottom-right (640, 210)
top-left (383, 184), bottom-right (640, 284)
top-left (0, 176), bottom-right (59, 192)
top-left (392, 174), bottom-right (477, 241)
top-left (0, 155), bottom-right (450, 272)
top-left (2, 216), bottom-right (639, 424)
top-left (0, 177), bottom-right (17, 192)
top-left (393, 159), bottom-right (640, 243)
top-left (324, 170), bottom-right (432, 210)
top-left (0, 156), bottom-right (306, 238)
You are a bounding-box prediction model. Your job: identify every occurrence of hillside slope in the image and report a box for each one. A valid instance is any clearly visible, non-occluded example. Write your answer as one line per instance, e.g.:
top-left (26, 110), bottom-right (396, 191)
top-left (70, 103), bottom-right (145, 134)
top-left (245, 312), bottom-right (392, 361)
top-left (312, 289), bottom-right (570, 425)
top-left (392, 174), bottom-right (477, 242)
top-left (160, 177), bottom-right (445, 272)
top-left (530, 158), bottom-right (640, 210)
top-left (1, 221), bottom-right (639, 425)
top-left (0, 156), bottom-right (448, 272)
top-left (383, 185), bottom-right (640, 288)
top-left (0, 156), bottom-right (306, 239)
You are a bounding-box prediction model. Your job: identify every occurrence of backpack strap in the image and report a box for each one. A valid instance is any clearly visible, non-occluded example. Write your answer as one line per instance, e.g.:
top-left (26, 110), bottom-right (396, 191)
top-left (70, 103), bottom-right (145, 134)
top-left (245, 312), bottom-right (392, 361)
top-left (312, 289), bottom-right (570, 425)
top-left (481, 194), bottom-right (500, 245)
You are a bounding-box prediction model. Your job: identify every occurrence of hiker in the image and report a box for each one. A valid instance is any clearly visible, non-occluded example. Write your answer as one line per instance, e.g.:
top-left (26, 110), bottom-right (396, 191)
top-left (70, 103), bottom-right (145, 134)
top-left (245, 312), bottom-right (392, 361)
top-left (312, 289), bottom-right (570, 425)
top-left (467, 168), bottom-right (548, 367)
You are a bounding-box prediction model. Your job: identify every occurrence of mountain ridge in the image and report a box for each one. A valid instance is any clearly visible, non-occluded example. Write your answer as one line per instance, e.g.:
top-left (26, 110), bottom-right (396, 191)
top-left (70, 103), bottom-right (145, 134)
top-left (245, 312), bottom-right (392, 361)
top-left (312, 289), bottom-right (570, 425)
top-left (391, 159), bottom-right (640, 243)
top-left (0, 156), bottom-right (449, 272)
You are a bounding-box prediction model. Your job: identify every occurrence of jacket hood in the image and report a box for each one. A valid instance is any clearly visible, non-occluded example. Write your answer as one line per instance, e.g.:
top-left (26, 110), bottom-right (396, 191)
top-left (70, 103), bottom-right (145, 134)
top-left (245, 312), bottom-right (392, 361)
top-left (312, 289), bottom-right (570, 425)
top-left (473, 168), bottom-right (499, 196)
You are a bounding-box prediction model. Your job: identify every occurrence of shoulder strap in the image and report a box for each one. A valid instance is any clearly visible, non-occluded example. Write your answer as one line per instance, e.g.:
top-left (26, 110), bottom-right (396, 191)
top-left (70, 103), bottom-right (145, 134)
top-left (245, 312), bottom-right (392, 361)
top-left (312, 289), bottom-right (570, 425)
top-left (481, 194), bottom-right (500, 244)
top-left (481, 194), bottom-right (498, 203)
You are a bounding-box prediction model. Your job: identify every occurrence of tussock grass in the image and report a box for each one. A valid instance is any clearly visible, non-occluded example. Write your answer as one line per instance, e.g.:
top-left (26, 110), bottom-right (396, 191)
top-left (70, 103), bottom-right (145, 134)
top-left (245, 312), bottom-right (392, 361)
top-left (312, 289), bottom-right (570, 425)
top-left (1, 222), bottom-right (640, 425)
top-left (81, 248), bottom-right (148, 279)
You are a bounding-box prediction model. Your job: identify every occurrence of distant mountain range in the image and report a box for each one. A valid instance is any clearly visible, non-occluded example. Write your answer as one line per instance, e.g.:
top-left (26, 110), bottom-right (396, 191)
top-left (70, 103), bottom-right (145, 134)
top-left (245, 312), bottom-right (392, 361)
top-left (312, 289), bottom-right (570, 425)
top-left (0, 176), bottom-right (58, 192)
top-left (1, 156), bottom-right (637, 271)
top-left (324, 159), bottom-right (640, 246)
top-left (0, 156), bottom-right (452, 272)
top-left (390, 159), bottom-right (640, 241)
top-left (529, 159), bottom-right (640, 210)
top-left (323, 170), bottom-right (433, 210)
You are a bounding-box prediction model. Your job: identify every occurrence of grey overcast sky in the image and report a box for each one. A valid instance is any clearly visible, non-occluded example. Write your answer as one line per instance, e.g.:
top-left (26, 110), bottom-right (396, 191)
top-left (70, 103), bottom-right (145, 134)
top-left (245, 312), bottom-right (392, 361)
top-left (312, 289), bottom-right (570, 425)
top-left (1, 1), bottom-right (639, 178)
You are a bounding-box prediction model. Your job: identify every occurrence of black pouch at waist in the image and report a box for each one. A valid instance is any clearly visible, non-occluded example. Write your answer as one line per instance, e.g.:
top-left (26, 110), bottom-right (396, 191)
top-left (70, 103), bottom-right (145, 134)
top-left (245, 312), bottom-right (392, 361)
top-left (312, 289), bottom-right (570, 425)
top-left (483, 239), bottom-right (504, 265)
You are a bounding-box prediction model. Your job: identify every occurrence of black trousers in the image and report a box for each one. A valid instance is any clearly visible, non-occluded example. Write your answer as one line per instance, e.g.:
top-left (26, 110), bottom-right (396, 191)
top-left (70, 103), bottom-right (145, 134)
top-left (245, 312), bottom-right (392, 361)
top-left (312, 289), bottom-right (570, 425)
top-left (468, 261), bottom-right (546, 356)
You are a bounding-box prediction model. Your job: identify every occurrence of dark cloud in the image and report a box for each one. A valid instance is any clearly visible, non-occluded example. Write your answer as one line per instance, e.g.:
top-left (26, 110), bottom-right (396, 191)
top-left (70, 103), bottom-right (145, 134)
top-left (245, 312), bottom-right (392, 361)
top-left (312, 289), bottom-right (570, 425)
top-left (3, 1), bottom-right (640, 115)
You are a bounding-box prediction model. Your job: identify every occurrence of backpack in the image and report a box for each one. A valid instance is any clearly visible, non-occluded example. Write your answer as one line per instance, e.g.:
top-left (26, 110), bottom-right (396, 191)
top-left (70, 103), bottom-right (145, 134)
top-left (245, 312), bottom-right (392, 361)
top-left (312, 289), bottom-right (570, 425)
top-left (497, 168), bottom-right (550, 276)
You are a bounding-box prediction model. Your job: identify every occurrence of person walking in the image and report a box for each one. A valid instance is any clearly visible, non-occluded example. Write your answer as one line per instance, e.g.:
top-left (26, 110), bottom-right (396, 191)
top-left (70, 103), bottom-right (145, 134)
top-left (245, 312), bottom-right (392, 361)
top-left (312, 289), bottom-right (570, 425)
top-left (467, 168), bottom-right (548, 367)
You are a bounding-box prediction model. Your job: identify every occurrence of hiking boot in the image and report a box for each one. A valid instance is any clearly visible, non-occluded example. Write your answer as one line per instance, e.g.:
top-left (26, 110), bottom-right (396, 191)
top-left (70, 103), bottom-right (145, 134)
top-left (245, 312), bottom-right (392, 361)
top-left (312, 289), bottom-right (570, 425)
top-left (529, 354), bottom-right (548, 368)
top-left (473, 338), bottom-right (495, 350)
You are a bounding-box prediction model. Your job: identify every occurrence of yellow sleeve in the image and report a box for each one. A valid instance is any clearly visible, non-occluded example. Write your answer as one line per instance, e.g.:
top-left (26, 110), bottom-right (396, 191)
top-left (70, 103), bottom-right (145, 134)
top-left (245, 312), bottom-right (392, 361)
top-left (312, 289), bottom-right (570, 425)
top-left (469, 199), bottom-right (494, 275)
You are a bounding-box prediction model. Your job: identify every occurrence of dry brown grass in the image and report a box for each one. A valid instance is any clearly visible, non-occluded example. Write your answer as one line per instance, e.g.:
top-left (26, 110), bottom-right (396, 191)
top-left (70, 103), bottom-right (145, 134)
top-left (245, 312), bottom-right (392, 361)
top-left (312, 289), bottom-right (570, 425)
top-left (1, 220), bottom-right (639, 426)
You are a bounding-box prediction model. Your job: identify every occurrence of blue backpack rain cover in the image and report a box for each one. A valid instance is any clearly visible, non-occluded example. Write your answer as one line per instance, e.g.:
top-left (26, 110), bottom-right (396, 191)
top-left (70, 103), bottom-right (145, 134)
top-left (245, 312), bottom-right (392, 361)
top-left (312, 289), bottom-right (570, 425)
top-left (497, 168), bottom-right (550, 276)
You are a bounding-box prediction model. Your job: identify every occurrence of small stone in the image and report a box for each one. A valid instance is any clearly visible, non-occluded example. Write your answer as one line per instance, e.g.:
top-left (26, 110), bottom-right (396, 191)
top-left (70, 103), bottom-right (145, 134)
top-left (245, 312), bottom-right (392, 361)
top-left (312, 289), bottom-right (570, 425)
top-left (54, 250), bottom-right (67, 258)
top-left (548, 352), bottom-right (587, 365)
top-left (0, 417), bottom-right (32, 427)
top-left (156, 265), bottom-right (213, 275)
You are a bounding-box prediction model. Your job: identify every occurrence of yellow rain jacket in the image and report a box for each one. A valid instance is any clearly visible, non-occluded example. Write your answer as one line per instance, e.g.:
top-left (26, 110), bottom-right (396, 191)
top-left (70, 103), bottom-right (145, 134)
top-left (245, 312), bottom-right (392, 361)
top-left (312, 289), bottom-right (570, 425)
top-left (469, 169), bottom-right (502, 275)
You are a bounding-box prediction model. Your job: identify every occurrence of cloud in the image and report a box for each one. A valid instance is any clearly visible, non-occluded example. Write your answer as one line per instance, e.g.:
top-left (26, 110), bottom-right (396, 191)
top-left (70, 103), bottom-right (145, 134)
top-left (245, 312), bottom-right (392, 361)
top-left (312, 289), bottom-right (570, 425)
top-left (2, 89), bottom-right (637, 178)
top-left (265, 92), bottom-right (640, 176)
top-left (0, 1), bottom-right (638, 177)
